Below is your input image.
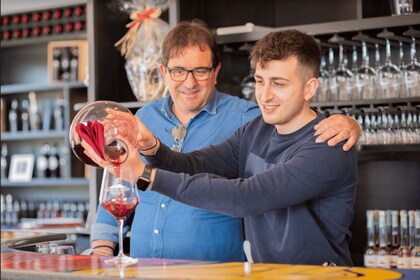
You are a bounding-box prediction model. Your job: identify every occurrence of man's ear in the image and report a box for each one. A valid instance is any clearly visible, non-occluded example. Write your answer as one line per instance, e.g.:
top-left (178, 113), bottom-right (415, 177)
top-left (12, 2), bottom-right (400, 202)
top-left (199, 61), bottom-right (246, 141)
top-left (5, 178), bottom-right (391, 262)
top-left (304, 77), bottom-right (318, 101)
top-left (159, 64), bottom-right (166, 77)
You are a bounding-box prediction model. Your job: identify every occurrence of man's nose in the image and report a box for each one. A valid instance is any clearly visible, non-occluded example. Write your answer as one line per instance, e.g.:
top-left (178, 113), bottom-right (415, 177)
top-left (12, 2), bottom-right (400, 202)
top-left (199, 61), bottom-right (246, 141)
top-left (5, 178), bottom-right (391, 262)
top-left (183, 71), bottom-right (198, 88)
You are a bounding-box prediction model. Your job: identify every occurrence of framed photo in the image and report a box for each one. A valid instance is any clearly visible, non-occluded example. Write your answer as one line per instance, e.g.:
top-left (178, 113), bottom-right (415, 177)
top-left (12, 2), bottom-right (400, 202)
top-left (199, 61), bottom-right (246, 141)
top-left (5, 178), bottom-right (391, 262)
top-left (8, 154), bottom-right (34, 182)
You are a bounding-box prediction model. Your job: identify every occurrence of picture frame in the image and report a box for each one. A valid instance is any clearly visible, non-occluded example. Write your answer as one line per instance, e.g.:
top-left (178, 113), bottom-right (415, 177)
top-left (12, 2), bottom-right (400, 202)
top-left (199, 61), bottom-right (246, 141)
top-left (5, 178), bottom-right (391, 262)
top-left (8, 154), bottom-right (35, 182)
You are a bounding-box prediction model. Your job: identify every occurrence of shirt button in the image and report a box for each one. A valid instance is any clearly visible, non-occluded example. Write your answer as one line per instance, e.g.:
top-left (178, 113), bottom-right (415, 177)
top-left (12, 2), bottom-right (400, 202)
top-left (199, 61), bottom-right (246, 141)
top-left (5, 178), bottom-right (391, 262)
top-left (153, 229), bottom-right (159, 234)
top-left (160, 203), bottom-right (166, 208)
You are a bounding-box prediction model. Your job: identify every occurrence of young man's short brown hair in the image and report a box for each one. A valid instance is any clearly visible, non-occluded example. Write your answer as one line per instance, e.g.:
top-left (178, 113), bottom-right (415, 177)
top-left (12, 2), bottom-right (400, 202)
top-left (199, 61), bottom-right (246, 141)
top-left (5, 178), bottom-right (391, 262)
top-left (250, 29), bottom-right (321, 79)
top-left (161, 19), bottom-right (219, 67)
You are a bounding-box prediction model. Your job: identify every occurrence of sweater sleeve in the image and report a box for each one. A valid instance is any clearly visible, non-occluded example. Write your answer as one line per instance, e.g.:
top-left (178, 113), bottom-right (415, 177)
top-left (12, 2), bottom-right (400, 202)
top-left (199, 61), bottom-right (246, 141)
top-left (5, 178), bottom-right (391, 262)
top-left (152, 143), bottom-right (357, 218)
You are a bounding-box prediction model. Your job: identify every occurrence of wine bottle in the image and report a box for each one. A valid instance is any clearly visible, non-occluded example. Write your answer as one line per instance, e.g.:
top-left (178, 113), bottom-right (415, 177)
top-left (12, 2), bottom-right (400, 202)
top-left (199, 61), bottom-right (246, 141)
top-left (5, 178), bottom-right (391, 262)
top-left (36, 143), bottom-right (50, 178)
top-left (70, 47), bottom-right (79, 81)
top-left (21, 99), bottom-right (30, 131)
top-left (52, 48), bottom-right (62, 81)
top-left (60, 47), bottom-right (70, 81)
top-left (48, 144), bottom-right (60, 178)
top-left (8, 99), bottom-right (19, 132)
top-left (53, 98), bottom-right (64, 130)
top-left (1, 143), bottom-right (8, 179)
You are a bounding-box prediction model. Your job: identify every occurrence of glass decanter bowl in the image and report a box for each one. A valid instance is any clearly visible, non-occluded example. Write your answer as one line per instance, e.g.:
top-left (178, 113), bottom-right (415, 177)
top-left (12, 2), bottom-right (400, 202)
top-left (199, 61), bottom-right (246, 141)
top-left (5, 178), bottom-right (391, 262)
top-left (69, 100), bottom-right (139, 167)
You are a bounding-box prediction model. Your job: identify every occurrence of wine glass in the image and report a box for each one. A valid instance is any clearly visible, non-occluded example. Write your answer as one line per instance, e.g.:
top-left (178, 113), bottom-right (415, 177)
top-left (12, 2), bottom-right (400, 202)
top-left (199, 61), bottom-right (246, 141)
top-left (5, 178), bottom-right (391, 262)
top-left (99, 166), bottom-right (139, 266)
top-left (316, 51), bottom-right (330, 102)
top-left (333, 44), bottom-right (354, 101)
top-left (403, 37), bottom-right (420, 97)
top-left (355, 41), bottom-right (378, 100)
top-left (377, 38), bottom-right (402, 99)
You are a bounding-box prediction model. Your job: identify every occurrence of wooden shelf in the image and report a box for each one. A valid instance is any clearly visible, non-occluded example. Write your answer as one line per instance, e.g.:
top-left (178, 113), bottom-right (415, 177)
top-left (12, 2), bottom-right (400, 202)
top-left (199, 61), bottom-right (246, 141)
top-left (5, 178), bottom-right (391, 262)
top-left (216, 14), bottom-right (420, 44)
top-left (1, 178), bottom-right (89, 188)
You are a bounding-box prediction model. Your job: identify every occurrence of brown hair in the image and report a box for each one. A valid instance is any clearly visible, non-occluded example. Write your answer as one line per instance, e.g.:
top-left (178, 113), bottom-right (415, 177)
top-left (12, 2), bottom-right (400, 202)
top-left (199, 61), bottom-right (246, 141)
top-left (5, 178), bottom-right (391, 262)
top-left (161, 19), bottom-right (219, 67)
top-left (250, 29), bottom-right (321, 78)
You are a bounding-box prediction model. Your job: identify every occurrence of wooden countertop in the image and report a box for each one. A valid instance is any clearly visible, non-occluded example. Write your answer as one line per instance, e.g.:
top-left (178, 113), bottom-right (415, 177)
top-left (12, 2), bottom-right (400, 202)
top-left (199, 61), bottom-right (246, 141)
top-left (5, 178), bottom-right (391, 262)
top-left (1, 231), bottom-right (418, 280)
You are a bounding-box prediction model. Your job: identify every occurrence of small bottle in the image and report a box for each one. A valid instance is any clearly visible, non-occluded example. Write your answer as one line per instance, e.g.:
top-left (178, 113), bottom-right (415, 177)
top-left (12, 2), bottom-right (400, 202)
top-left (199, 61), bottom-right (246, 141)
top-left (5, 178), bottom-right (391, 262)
top-left (60, 48), bottom-right (70, 81)
top-left (20, 200), bottom-right (28, 219)
top-left (32, 27), bottom-right (41, 37)
top-left (36, 144), bottom-right (50, 178)
top-left (43, 11), bottom-right (51, 21)
top-left (65, 23), bottom-right (74, 32)
top-left (53, 98), bottom-right (64, 130)
top-left (74, 21), bottom-right (84, 31)
top-left (13, 30), bottom-right (22, 39)
top-left (8, 99), bottom-right (19, 132)
top-left (411, 210), bottom-right (420, 269)
top-left (42, 26), bottom-right (52, 36)
top-left (364, 210), bottom-right (377, 267)
top-left (0, 195), bottom-right (5, 226)
top-left (409, 210), bottom-right (416, 248)
top-left (377, 210), bottom-right (391, 268)
top-left (22, 28), bottom-right (31, 38)
top-left (12, 15), bottom-right (21, 25)
top-left (397, 210), bottom-right (412, 269)
top-left (390, 210), bottom-right (400, 268)
top-left (63, 8), bottom-right (73, 17)
top-left (70, 47), bottom-right (79, 81)
top-left (5, 194), bottom-right (13, 226)
top-left (52, 48), bottom-right (62, 81)
top-left (1, 143), bottom-right (8, 179)
top-left (2, 16), bottom-right (10, 26)
top-left (21, 99), bottom-right (30, 131)
top-left (54, 24), bottom-right (63, 34)
top-left (59, 145), bottom-right (70, 178)
top-left (48, 144), bottom-right (60, 178)
top-left (53, 9), bottom-right (62, 19)
top-left (386, 210), bottom-right (392, 248)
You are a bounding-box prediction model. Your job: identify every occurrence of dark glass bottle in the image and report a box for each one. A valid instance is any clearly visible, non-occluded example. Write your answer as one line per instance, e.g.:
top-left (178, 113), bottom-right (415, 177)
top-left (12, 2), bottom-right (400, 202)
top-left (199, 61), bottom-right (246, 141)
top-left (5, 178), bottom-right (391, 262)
top-left (48, 144), bottom-right (60, 178)
top-left (8, 99), bottom-right (19, 132)
top-left (1, 143), bottom-right (8, 179)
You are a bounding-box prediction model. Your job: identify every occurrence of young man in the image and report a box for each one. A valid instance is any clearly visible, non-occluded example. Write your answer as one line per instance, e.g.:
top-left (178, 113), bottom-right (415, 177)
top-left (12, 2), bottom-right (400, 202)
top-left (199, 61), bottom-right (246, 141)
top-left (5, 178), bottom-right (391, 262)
top-left (89, 22), bottom-right (359, 263)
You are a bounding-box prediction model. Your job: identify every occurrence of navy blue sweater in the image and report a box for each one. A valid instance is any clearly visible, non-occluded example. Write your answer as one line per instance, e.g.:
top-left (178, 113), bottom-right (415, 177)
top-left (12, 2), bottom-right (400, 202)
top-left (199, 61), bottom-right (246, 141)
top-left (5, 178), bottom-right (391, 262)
top-left (147, 114), bottom-right (358, 265)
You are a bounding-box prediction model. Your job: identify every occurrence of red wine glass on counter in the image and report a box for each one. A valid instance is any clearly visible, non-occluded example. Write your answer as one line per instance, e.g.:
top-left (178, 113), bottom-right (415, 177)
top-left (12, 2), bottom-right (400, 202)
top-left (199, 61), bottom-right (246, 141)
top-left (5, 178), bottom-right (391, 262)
top-left (99, 166), bottom-right (139, 265)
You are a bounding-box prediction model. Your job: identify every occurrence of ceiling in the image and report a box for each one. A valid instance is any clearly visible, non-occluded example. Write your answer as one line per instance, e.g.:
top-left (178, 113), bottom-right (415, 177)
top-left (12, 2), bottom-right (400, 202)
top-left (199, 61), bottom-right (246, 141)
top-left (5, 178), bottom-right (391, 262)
top-left (1, 0), bottom-right (86, 15)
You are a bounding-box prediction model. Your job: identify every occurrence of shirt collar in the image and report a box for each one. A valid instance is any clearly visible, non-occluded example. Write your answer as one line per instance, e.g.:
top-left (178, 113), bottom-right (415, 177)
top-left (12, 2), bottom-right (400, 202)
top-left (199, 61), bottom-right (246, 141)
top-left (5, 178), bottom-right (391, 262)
top-left (160, 89), bottom-right (219, 122)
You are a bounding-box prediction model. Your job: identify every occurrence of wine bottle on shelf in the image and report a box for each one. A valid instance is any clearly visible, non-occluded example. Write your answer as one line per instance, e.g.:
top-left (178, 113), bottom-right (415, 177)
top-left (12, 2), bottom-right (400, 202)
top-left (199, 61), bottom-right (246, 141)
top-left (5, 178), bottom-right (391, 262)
top-left (20, 200), bottom-right (28, 220)
top-left (8, 99), bottom-right (19, 132)
top-left (48, 144), bottom-right (60, 178)
top-left (54, 24), bottom-right (63, 34)
top-left (28, 91), bottom-right (41, 131)
top-left (74, 6), bottom-right (84, 16)
top-left (53, 9), bottom-right (62, 19)
top-left (42, 26), bottom-right (52, 36)
top-left (59, 145), bottom-right (70, 178)
top-left (13, 30), bottom-right (22, 39)
top-left (70, 47), bottom-right (79, 81)
top-left (65, 23), bottom-right (74, 32)
top-left (32, 12), bottom-right (41, 22)
top-left (36, 143), bottom-right (50, 178)
top-left (12, 200), bottom-right (20, 224)
top-left (5, 194), bottom-right (13, 226)
top-left (0, 195), bottom-right (4, 226)
top-left (377, 210), bottom-right (391, 268)
top-left (12, 15), bottom-right (21, 25)
top-left (397, 210), bottom-right (412, 269)
top-left (364, 210), bottom-right (377, 267)
top-left (32, 27), bottom-right (42, 37)
top-left (53, 98), bottom-right (64, 130)
top-left (43, 11), bottom-right (51, 21)
top-left (52, 48), bottom-right (62, 81)
top-left (3, 31), bottom-right (12, 41)
top-left (21, 14), bottom-right (29, 23)
top-left (60, 47), bottom-right (70, 81)
top-left (386, 210), bottom-right (392, 248)
top-left (63, 8), bottom-right (72, 17)
top-left (409, 210), bottom-right (416, 248)
top-left (411, 210), bottom-right (420, 269)
top-left (390, 210), bottom-right (400, 268)
top-left (21, 99), bottom-right (30, 131)
top-left (2, 16), bottom-right (10, 25)
top-left (22, 28), bottom-right (31, 38)
top-left (1, 143), bottom-right (8, 179)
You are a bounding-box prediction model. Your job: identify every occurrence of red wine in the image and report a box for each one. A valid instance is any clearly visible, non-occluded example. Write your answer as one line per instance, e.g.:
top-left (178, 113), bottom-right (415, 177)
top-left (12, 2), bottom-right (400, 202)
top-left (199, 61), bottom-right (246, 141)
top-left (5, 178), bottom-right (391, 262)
top-left (104, 140), bottom-right (127, 165)
top-left (72, 143), bottom-right (100, 168)
top-left (102, 196), bottom-right (139, 220)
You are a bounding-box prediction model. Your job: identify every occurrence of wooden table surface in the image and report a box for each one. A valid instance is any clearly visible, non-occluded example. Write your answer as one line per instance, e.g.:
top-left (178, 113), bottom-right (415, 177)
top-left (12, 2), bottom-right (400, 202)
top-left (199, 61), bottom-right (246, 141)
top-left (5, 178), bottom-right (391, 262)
top-left (1, 231), bottom-right (418, 280)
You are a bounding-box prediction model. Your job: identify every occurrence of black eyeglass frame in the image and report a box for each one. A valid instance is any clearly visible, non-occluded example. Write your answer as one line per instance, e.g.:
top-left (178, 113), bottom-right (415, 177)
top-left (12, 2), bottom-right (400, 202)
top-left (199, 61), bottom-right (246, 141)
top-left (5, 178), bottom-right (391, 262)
top-left (166, 66), bottom-right (214, 82)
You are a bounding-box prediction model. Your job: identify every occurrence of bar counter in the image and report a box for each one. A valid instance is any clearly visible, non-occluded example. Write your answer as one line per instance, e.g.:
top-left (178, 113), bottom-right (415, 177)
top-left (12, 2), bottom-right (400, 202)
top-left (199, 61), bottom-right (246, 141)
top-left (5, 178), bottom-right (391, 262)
top-left (1, 231), bottom-right (419, 280)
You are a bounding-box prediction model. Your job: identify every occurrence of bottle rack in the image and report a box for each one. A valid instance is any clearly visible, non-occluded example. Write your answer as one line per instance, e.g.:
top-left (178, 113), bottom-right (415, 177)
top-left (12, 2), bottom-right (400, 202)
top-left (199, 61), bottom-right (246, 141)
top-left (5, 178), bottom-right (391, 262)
top-left (1, 4), bottom-right (87, 47)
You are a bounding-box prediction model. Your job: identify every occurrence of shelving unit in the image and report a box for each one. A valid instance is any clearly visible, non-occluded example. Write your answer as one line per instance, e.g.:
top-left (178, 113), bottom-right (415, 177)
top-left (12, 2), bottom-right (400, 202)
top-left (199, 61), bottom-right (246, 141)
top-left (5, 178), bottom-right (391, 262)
top-left (1, 3), bottom-right (89, 205)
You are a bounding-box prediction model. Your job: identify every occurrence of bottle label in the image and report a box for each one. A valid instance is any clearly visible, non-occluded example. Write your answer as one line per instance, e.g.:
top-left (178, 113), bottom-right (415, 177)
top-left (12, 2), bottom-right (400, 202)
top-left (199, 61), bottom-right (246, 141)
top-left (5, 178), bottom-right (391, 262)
top-left (37, 157), bottom-right (48, 171)
top-left (364, 255), bottom-right (377, 267)
top-left (377, 255), bottom-right (391, 268)
top-left (397, 256), bottom-right (411, 269)
top-left (49, 157), bottom-right (59, 170)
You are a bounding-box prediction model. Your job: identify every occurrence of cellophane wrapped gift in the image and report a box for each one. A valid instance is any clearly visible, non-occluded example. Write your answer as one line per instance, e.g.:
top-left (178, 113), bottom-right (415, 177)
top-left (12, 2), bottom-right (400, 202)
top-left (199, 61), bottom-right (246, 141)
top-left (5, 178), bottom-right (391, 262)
top-left (115, 0), bottom-right (170, 102)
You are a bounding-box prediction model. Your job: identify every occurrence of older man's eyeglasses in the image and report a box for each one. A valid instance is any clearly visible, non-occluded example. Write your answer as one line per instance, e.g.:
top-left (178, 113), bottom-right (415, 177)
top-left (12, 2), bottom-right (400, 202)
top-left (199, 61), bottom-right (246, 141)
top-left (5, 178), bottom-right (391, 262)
top-left (166, 67), bottom-right (213, 82)
top-left (171, 125), bottom-right (187, 152)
